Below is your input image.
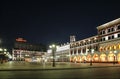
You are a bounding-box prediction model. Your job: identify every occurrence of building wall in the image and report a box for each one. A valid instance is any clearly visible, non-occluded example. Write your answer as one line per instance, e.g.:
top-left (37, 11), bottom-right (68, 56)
top-left (97, 18), bottom-right (120, 63)
top-left (70, 18), bottom-right (120, 63)
top-left (12, 38), bottom-right (46, 62)
top-left (46, 18), bottom-right (120, 63)
top-left (12, 49), bottom-right (45, 62)
top-left (46, 44), bottom-right (70, 62)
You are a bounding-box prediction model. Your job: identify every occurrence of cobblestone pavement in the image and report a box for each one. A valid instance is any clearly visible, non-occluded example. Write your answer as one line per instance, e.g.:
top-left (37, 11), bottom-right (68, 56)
top-left (0, 61), bottom-right (120, 70)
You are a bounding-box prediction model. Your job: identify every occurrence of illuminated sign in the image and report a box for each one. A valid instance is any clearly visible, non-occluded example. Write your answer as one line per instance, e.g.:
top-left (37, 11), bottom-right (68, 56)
top-left (16, 38), bottom-right (27, 42)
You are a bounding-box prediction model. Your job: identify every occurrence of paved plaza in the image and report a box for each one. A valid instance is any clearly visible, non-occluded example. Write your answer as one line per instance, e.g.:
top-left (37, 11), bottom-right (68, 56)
top-left (0, 61), bottom-right (120, 71)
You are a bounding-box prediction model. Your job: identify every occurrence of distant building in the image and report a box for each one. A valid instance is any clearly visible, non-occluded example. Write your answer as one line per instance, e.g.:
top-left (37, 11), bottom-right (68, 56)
top-left (12, 38), bottom-right (46, 62)
top-left (46, 43), bottom-right (70, 62)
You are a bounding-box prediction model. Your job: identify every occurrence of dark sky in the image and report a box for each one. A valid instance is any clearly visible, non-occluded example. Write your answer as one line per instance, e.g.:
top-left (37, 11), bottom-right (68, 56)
top-left (0, 1), bottom-right (120, 45)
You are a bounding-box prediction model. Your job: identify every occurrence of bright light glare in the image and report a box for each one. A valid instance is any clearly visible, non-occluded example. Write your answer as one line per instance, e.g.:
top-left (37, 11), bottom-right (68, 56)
top-left (0, 48), bottom-right (3, 51)
top-left (52, 44), bottom-right (55, 47)
top-left (49, 44), bottom-right (56, 48)
top-left (49, 45), bottom-right (52, 48)
top-left (4, 49), bottom-right (7, 51)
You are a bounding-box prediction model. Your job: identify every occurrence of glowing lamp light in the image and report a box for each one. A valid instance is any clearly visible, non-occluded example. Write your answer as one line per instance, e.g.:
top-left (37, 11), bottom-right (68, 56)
top-left (114, 51), bottom-right (117, 53)
top-left (4, 49), bottom-right (7, 51)
top-left (49, 44), bottom-right (58, 48)
top-left (4, 52), bottom-right (6, 54)
top-left (49, 45), bottom-right (52, 48)
top-left (52, 44), bottom-right (55, 48)
top-left (0, 48), bottom-right (3, 51)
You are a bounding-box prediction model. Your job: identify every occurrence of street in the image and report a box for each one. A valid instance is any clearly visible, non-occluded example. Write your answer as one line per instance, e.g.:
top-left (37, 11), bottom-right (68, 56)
top-left (0, 67), bottom-right (120, 79)
top-left (0, 61), bottom-right (120, 79)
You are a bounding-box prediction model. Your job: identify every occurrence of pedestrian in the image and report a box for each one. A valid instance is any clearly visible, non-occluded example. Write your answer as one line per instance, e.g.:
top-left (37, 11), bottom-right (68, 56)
top-left (90, 60), bottom-right (92, 66)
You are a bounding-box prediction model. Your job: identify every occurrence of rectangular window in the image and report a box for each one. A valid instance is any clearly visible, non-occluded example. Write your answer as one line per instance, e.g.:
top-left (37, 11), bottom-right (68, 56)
top-left (111, 28), bottom-right (114, 32)
top-left (102, 38), bottom-right (105, 41)
top-left (117, 26), bottom-right (120, 30)
top-left (118, 34), bottom-right (120, 37)
top-left (102, 30), bottom-right (105, 34)
top-left (108, 29), bottom-right (111, 33)
top-left (103, 38), bottom-right (105, 41)
top-left (112, 35), bottom-right (114, 39)
top-left (108, 36), bottom-right (111, 40)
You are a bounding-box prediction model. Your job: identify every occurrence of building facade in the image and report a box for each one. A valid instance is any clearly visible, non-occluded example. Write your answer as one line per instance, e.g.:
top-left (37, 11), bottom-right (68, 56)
top-left (70, 18), bottom-right (120, 63)
top-left (70, 35), bottom-right (99, 63)
top-left (12, 38), bottom-right (46, 62)
top-left (47, 43), bottom-right (70, 62)
top-left (97, 18), bottom-right (120, 63)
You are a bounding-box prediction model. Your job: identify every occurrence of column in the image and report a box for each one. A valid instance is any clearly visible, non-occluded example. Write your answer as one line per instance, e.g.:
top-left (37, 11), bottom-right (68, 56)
top-left (76, 48), bottom-right (78, 55)
top-left (72, 49), bottom-right (74, 55)
top-left (81, 48), bottom-right (83, 55)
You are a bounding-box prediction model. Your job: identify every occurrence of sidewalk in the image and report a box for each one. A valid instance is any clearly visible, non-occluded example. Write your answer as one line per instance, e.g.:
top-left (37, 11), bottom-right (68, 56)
top-left (0, 61), bottom-right (120, 71)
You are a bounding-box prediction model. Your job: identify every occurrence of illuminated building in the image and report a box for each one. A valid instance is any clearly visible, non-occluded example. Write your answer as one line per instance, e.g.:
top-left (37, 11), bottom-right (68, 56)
top-left (97, 18), bottom-right (120, 63)
top-left (70, 18), bottom-right (120, 63)
top-left (46, 18), bottom-right (120, 63)
top-left (70, 35), bottom-right (99, 63)
top-left (12, 38), bottom-right (46, 62)
top-left (47, 43), bottom-right (70, 62)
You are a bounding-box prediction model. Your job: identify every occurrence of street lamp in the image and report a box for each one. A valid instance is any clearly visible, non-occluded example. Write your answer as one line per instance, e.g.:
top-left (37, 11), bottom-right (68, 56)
top-left (49, 44), bottom-right (57, 67)
top-left (113, 55), bottom-right (116, 65)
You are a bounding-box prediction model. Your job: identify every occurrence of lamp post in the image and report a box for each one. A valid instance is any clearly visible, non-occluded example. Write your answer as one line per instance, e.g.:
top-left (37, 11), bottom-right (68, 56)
top-left (113, 55), bottom-right (115, 65)
top-left (49, 44), bottom-right (57, 67)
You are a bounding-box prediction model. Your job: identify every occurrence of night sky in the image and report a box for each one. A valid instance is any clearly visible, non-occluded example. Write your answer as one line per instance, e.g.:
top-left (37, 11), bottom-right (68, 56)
top-left (1, 1), bottom-right (120, 46)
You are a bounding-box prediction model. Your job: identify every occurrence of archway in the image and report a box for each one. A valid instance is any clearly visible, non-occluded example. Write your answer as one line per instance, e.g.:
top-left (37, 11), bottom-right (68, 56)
top-left (73, 56), bottom-right (77, 63)
top-left (117, 53), bottom-right (120, 63)
top-left (116, 44), bottom-right (120, 49)
top-left (105, 46), bottom-right (108, 51)
top-left (77, 55), bottom-right (81, 63)
top-left (93, 54), bottom-right (99, 62)
top-left (70, 56), bottom-right (74, 62)
top-left (86, 54), bottom-right (91, 62)
top-left (100, 54), bottom-right (107, 62)
top-left (81, 56), bottom-right (86, 62)
top-left (108, 53), bottom-right (116, 62)
top-left (99, 47), bottom-right (103, 52)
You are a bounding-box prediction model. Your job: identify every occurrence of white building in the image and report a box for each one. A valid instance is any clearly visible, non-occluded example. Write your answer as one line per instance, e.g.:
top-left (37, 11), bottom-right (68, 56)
top-left (46, 43), bottom-right (70, 62)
